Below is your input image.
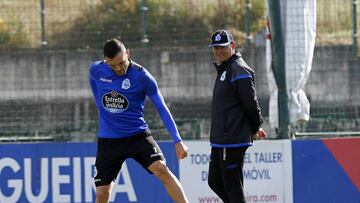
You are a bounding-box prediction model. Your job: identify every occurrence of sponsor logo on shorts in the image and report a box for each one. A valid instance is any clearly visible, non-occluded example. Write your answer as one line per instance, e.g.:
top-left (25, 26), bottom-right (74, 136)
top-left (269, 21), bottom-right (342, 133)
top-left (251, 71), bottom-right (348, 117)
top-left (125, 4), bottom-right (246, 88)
top-left (150, 153), bottom-right (163, 158)
top-left (150, 154), bottom-right (159, 158)
top-left (94, 178), bottom-right (102, 182)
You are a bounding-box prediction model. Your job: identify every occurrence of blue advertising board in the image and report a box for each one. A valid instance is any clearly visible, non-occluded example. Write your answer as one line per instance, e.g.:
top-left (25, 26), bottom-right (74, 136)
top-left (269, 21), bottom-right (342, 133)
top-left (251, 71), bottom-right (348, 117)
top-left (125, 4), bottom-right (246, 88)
top-left (0, 142), bottom-right (178, 203)
top-left (3, 138), bottom-right (360, 203)
top-left (292, 138), bottom-right (360, 203)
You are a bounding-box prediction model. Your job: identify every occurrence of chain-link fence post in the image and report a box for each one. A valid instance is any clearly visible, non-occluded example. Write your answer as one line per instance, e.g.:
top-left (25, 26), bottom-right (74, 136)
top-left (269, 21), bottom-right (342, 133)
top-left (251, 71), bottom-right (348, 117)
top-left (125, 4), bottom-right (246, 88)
top-left (352, 0), bottom-right (358, 55)
top-left (245, 0), bottom-right (251, 48)
top-left (40, 0), bottom-right (47, 47)
top-left (140, 0), bottom-right (149, 47)
top-left (267, 0), bottom-right (290, 139)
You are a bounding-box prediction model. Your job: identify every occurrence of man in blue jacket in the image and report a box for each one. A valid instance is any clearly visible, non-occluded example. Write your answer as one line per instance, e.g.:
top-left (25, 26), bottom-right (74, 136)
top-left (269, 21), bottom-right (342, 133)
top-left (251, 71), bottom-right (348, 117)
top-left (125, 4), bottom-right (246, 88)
top-left (207, 29), bottom-right (267, 203)
top-left (89, 38), bottom-right (189, 203)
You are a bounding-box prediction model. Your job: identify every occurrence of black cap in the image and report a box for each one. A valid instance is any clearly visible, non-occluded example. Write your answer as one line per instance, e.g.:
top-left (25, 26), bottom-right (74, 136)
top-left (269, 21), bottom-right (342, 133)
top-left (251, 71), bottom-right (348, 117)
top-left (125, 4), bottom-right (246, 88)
top-left (208, 29), bottom-right (235, 48)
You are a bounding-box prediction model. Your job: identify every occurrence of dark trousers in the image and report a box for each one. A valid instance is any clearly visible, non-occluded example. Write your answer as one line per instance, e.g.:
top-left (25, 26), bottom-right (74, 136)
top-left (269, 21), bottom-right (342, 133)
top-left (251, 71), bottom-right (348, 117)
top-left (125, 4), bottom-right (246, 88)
top-left (208, 147), bottom-right (248, 203)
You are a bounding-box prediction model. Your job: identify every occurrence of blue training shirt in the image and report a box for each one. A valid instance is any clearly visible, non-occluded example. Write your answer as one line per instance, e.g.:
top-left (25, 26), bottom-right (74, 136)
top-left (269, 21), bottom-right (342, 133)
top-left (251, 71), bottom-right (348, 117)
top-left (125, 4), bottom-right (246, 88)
top-left (89, 60), bottom-right (182, 143)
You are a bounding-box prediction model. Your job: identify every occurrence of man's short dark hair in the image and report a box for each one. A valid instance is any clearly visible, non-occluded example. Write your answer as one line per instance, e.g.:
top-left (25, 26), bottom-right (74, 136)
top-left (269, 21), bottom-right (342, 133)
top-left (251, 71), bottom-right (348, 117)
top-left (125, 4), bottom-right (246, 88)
top-left (103, 39), bottom-right (125, 58)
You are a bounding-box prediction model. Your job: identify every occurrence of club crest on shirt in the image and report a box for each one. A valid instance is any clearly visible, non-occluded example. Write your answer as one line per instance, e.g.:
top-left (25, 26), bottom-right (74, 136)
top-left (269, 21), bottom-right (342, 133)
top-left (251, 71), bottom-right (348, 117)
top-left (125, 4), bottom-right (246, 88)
top-left (220, 71), bottom-right (226, 81)
top-left (102, 90), bottom-right (129, 113)
top-left (122, 78), bottom-right (131, 90)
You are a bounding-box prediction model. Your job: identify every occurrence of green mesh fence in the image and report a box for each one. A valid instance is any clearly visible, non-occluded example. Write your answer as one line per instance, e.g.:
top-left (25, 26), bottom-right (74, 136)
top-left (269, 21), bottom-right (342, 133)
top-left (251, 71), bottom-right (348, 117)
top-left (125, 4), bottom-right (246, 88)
top-left (0, 0), bottom-right (265, 50)
top-left (302, 0), bottom-right (360, 135)
top-left (0, 0), bottom-right (359, 141)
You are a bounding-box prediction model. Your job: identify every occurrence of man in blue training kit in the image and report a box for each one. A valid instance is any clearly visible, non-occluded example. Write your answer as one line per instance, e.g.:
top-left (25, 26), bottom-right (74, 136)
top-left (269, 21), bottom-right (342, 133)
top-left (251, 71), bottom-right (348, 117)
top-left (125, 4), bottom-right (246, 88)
top-left (89, 38), bottom-right (189, 203)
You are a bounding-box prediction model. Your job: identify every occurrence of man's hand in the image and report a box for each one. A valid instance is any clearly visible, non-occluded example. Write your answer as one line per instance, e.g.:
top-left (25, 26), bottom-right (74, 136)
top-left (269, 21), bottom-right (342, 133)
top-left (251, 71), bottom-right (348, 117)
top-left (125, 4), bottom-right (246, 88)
top-left (175, 141), bottom-right (189, 160)
top-left (252, 128), bottom-right (267, 140)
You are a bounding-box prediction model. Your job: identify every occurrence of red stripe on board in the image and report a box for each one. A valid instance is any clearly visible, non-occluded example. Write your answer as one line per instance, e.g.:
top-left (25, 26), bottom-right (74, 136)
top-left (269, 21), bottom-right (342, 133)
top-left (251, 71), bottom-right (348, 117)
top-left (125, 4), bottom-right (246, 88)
top-left (323, 138), bottom-right (360, 192)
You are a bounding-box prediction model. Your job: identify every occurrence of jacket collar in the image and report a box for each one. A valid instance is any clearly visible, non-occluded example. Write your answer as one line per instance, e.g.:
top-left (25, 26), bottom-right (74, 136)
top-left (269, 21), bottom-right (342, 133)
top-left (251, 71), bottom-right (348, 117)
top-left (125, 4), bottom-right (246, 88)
top-left (213, 52), bottom-right (242, 72)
